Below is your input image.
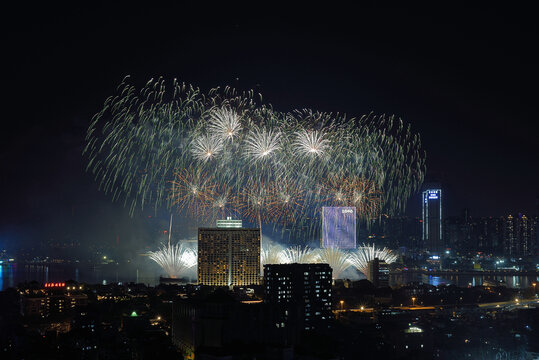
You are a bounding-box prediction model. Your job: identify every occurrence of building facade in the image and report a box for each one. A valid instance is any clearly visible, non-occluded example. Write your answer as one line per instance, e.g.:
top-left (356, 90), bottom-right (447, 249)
top-left (264, 263), bottom-right (332, 335)
top-left (367, 258), bottom-right (389, 288)
top-left (321, 206), bottom-right (356, 249)
top-left (198, 228), bottom-right (260, 286)
top-left (422, 188), bottom-right (443, 253)
top-left (216, 217), bottom-right (242, 228)
top-left (503, 214), bottom-right (537, 257)
top-left (20, 282), bottom-right (88, 318)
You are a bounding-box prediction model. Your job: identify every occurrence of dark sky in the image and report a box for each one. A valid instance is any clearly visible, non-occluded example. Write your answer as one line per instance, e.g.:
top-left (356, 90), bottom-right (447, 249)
top-left (1, 4), bottom-right (537, 249)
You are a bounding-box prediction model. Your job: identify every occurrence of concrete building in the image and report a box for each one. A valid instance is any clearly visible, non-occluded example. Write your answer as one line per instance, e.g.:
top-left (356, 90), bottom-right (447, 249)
top-left (321, 206), bottom-right (356, 249)
top-left (367, 258), bottom-right (389, 288)
top-left (198, 228), bottom-right (260, 286)
top-left (264, 263), bottom-right (332, 341)
top-left (422, 187), bottom-right (443, 253)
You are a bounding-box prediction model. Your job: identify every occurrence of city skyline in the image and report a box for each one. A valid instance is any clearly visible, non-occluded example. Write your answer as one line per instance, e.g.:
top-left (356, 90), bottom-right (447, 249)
top-left (1, 4), bottom-right (538, 359)
top-left (1, 6), bottom-right (538, 251)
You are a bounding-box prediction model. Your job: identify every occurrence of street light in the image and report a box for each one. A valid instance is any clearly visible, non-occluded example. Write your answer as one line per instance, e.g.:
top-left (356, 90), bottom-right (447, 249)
top-left (340, 300), bottom-right (344, 311)
top-left (412, 297), bottom-right (416, 307)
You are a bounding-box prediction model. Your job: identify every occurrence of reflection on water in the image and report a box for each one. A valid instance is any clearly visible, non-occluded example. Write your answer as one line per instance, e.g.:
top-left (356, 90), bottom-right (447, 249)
top-left (0, 263), bottom-right (161, 290)
top-left (390, 272), bottom-right (539, 288)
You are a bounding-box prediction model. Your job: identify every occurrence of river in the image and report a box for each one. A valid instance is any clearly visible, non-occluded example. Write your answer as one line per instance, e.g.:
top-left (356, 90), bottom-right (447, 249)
top-left (1, 263), bottom-right (537, 290)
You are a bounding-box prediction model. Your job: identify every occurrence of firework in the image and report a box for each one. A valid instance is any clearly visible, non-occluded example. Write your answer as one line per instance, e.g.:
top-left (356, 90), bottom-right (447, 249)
top-left (244, 127), bottom-right (282, 162)
top-left (279, 246), bottom-right (317, 264)
top-left (293, 129), bottom-right (330, 157)
top-left (348, 243), bottom-right (398, 275)
top-left (169, 168), bottom-right (214, 216)
top-left (191, 134), bottom-right (223, 162)
top-left (323, 175), bottom-right (382, 221)
top-left (261, 243), bottom-right (284, 265)
top-left (208, 107), bottom-right (242, 141)
top-left (148, 242), bottom-right (197, 278)
top-left (85, 78), bottom-right (426, 240)
top-left (207, 184), bottom-right (237, 221)
top-left (266, 179), bottom-right (304, 224)
top-left (316, 247), bottom-right (351, 280)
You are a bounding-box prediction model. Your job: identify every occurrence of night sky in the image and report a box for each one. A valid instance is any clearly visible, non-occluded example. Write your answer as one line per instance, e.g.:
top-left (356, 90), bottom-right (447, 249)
top-left (1, 4), bottom-right (537, 250)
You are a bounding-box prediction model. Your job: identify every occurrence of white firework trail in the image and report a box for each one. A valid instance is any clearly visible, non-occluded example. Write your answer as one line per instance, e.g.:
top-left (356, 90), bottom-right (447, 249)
top-left (348, 243), bottom-right (398, 275)
top-left (244, 127), bottom-right (281, 162)
top-left (316, 247), bottom-right (351, 280)
top-left (191, 134), bottom-right (223, 162)
top-left (261, 243), bottom-right (284, 265)
top-left (208, 107), bottom-right (242, 141)
top-left (293, 129), bottom-right (330, 157)
top-left (279, 246), bottom-right (317, 264)
top-left (148, 243), bottom-right (197, 278)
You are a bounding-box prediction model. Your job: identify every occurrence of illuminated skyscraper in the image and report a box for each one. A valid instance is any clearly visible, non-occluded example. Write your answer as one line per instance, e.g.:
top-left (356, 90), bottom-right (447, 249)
top-left (321, 206), bottom-right (356, 249)
top-left (504, 214), bottom-right (536, 256)
top-left (198, 228), bottom-right (260, 286)
top-left (422, 187), bottom-right (443, 253)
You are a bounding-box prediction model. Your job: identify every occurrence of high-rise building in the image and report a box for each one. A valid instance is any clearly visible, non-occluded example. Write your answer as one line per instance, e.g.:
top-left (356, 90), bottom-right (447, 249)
top-left (503, 214), bottom-right (537, 256)
top-left (321, 206), bottom-right (356, 249)
top-left (198, 228), bottom-right (260, 286)
top-left (366, 258), bottom-right (389, 288)
top-left (264, 263), bottom-right (332, 333)
top-left (476, 217), bottom-right (503, 254)
top-left (422, 187), bottom-right (443, 253)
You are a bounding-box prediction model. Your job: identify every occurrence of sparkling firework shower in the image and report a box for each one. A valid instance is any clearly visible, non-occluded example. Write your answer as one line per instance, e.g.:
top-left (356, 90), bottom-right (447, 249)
top-left (84, 77), bottom-right (426, 238)
top-left (348, 244), bottom-right (398, 275)
top-left (147, 242), bottom-right (197, 278)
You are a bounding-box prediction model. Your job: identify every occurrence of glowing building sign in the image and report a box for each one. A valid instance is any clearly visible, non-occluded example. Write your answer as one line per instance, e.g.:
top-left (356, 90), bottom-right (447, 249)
top-left (44, 282), bottom-right (65, 288)
top-left (321, 206), bottom-right (356, 249)
top-left (216, 217), bottom-right (242, 228)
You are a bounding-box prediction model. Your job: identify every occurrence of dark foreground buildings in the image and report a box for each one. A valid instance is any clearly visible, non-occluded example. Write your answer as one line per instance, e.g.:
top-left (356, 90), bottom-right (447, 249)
top-left (366, 258), bottom-right (390, 288)
top-left (264, 263), bottom-right (333, 334)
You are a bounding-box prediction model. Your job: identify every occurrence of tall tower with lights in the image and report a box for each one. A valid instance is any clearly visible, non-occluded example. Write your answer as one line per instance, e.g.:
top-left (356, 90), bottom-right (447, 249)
top-left (422, 186), bottom-right (443, 253)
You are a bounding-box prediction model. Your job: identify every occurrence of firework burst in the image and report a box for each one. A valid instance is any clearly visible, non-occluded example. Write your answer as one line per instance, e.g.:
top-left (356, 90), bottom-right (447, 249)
top-left (316, 247), bottom-right (351, 280)
top-left (191, 134), bottom-right (223, 162)
top-left (348, 243), bottom-right (398, 275)
top-left (244, 127), bottom-right (282, 162)
top-left (148, 242), bottom-right (197, 278)
top-left (266, 180), bottom-right (304, 224)
top-left (208, 107), bottom-right (242, 141)
top-left (85, 78), bottom-right (426, 239)
top-left (169, 168), bottom-right (214, 216)
top-left (279, 246), bottom-right (317, 264)
top-left (293, 129), bottom-right (330, 157)
top-left (261, 243), bottom-right (284, 265)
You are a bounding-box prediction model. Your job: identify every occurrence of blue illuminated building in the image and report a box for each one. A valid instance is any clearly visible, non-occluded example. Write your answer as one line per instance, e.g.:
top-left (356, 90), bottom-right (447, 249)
top-left (321, 206), bottom-right (356, 249)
